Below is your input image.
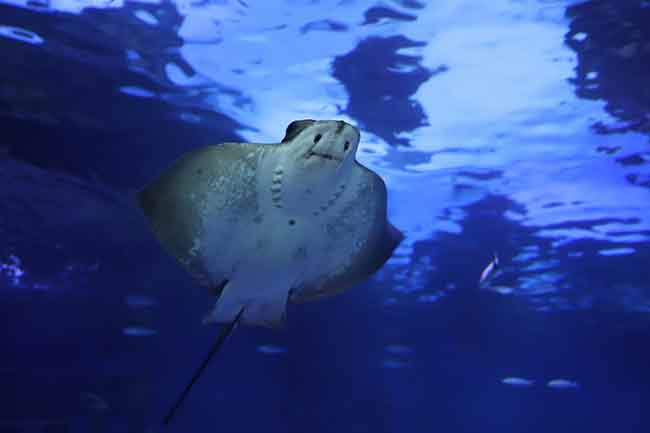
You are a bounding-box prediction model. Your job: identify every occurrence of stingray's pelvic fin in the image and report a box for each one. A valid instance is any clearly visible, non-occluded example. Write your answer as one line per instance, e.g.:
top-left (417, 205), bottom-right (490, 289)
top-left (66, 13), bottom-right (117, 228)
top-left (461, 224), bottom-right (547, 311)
top-left (163, 307), bottom-right (245, 426)
top-left (202, 276), bottom-right (290, 329)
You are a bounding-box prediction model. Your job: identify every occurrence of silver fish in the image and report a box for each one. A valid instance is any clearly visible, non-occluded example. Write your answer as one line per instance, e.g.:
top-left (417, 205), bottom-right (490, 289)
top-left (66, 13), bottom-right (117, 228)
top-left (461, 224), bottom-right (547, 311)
top-left (547, 379), bottom-right (579, 389)
top-left (501, 377), bottom-right (534, 387)
top-left (479, 252), bottom-right (499, 285)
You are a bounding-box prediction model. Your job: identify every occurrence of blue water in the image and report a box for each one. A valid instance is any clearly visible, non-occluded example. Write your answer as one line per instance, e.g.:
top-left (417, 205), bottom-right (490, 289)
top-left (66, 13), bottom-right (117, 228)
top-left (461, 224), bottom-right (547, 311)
top-left (1, 0), bottom-right (650, 432)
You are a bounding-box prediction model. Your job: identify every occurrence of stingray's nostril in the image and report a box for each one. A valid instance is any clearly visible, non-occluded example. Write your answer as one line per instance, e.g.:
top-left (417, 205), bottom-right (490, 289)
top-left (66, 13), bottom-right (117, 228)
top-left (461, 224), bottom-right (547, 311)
top-left (344, 141), bottom-right (350, 151)
top-left (313, 134), bottom-right (322, 144)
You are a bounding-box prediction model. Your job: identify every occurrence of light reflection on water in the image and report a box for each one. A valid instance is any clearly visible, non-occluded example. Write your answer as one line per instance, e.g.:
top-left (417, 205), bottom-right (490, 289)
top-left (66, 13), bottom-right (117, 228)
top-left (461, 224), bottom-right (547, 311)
top-left (0, 0), bottom-right (648, 309)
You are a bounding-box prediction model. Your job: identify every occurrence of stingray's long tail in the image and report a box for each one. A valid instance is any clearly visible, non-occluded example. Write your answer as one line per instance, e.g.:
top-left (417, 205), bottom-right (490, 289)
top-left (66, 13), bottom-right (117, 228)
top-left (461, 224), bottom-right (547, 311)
top-left (163, 307), bottom-right (245, 426)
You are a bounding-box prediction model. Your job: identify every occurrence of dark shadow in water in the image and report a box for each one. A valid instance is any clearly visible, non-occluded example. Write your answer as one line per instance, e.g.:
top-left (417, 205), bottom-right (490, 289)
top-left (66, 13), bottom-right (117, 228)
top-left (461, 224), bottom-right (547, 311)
top-left (0, 2), bottom-right (245, 188)
top-left (332, 35), bottom-right (441, 146)
top-left (565, 0), bottom-right (650, 135)
top-left (565, 0), bottom-right (650, 190)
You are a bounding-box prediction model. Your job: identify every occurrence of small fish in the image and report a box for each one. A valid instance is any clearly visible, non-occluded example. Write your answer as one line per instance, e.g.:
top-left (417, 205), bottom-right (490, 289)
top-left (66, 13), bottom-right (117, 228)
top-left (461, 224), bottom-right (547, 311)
top-left (479, 252), bottom-right (499, 285)
top-left (547, 379), bottom-right (579, 389)
top-left (122, 327), bottom-right (157, 337)
top-left (256, 345), bottom-right (287, 355)
top-left (501, 377), bottom-right (534, 387)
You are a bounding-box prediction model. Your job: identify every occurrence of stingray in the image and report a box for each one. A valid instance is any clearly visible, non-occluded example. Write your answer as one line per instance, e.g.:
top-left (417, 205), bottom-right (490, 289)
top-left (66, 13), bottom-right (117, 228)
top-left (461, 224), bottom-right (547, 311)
top-left (137, 119), bottom-right (403, 424)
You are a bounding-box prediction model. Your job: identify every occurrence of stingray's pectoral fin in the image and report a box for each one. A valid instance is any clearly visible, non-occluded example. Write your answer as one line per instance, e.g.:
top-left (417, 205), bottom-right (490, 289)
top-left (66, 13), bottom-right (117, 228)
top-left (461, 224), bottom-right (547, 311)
top-left (202, 277), bottom-right (290, 329)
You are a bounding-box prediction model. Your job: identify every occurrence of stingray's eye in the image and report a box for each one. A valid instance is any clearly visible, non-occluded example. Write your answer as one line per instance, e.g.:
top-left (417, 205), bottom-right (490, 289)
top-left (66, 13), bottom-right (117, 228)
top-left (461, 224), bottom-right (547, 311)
top-left (313, 134), bottom-right (322, 144)
top-left (344, 141), bottom-right (350, 151)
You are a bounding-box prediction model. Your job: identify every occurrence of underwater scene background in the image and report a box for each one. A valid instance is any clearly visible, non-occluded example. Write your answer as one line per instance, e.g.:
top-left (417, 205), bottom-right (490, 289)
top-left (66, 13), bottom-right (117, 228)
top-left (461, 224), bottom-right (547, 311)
top-left (1, 0), bottom-right (650, 432)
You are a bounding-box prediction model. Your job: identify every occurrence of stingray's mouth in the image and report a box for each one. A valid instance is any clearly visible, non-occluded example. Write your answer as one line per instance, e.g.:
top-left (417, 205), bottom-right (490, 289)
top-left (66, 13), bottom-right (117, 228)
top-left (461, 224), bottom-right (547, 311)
top-left (305, 151), bottom-right (342, 162)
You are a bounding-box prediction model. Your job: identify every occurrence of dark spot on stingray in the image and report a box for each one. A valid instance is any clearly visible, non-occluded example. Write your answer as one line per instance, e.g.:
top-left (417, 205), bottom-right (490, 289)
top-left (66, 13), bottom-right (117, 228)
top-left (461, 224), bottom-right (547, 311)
top-left (313, 134), bottom-right (322, 144)
top-left (196, 168), bottom-right (203, 175)
top-left (288, 219), bottom-right (295, 226)
top-left (344, 141), bottom-right (350, 151)
top-left (253, 214), bottom-right (263, 223)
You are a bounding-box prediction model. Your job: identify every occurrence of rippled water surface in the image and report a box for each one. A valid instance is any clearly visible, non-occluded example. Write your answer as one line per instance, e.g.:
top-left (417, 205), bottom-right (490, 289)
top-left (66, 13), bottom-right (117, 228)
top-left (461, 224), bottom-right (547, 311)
top-left (1, 0), bottom-right (649, 432)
